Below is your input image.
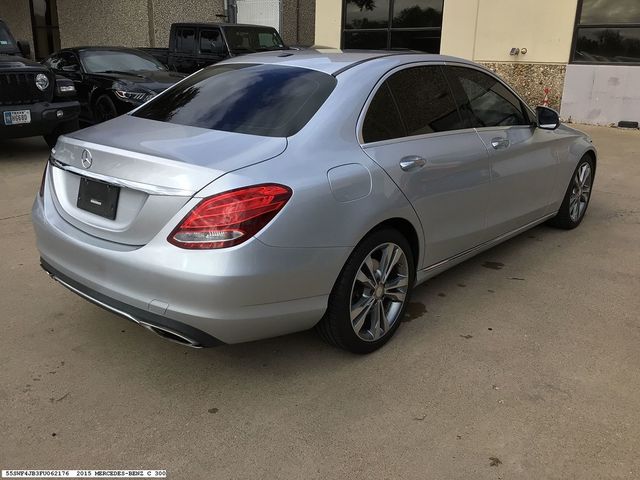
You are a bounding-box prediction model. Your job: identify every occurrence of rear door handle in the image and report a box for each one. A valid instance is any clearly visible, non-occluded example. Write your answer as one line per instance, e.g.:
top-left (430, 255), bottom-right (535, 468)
top-left (399, 156), bottom-right (427, 171)
top-left (491, 138), bottom-right (510, 150)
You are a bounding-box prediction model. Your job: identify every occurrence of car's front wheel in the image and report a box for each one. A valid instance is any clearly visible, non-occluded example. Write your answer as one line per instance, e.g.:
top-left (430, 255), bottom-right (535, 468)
top-left (317, 228), bottom-right (415, 354)
top-left (93, 94), bottom-right (118, 123)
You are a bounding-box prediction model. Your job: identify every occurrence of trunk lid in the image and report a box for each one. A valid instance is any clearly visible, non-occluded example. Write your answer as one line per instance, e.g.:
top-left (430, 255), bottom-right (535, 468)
top-left (49, 115), bottom-right (287, 245)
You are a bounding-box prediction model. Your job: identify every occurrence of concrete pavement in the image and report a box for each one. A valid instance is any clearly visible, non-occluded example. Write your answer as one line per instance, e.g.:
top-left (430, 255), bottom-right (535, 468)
top-left (1, 125), bottom-right (639, 479)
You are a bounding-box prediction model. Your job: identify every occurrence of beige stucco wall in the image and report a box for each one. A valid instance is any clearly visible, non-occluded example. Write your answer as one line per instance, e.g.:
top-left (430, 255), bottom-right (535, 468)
top-left (57, 0), bottom-right (152, 48)
top-left (0, 0), bottom-right (34, 52)
top-left (314, 0), bottom-right (340, 48)
top-left (441, 0), bottom-right (578, 64)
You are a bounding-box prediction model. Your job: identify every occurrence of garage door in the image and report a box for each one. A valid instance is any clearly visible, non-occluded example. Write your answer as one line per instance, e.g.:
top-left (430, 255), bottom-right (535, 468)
top-left (236, 0), bottom-right (281, 31)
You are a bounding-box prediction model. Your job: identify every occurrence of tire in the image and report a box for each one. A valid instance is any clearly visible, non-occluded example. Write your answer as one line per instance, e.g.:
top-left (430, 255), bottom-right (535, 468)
top-left (317, 228), bottom-right (416, 354)
top-left (93, 94), bottom-right (118, 123)
top-left (547, 155), bottom-right (595, 229)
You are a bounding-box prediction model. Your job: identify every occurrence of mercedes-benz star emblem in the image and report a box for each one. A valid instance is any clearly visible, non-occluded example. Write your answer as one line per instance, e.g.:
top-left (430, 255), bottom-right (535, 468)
top-left (81, 149), bottom-right (92, 169)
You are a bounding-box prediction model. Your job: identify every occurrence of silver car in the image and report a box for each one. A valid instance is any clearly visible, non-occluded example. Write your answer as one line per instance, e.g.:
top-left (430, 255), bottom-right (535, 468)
top-left (32, 51), bottom-right (596, 353)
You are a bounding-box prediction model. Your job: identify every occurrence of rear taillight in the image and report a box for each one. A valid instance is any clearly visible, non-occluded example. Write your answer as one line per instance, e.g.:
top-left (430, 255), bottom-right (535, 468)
top-left (39, 163), bottom-right (48, 198)
top-left (168, 184), bottom-right (292, 249)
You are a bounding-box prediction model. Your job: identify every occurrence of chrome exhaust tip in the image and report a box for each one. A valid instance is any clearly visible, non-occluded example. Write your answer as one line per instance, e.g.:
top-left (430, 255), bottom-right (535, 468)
top-left (139, 322), bottom-right (203, 349)
top-left (41, 262), bottom-right (211, 349)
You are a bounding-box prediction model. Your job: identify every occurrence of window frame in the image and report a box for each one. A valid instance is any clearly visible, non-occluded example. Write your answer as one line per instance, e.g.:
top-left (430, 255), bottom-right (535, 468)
top-left (443, 64), bottom-right (535, 130)
top-left (198, 28), bottom-right (225, 55)
top-left (357, 61), bottom-right (537, 146)
top-left (358, 61), bottom-right (470, 146)
top-left (341, 0), bottom-right (444, 53)
top-left (570, 0), bottom-right (640, 66)
top-left (174, 26), bottom-right (196, 55)
top-left (44, 49), bottom-right (81, 73)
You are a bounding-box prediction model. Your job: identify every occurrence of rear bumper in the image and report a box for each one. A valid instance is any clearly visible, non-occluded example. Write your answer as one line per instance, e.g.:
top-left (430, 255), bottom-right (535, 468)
top-left (41, 259), bottom-right (223, 347)
top-left (0, 100), bottom-right (80, 139)
top-left (32, 189), bottom-right (350, 345)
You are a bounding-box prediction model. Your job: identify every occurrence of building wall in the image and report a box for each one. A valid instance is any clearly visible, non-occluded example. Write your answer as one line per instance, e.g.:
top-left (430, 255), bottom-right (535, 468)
top-left (314, 0), bottom-right (340, 48)
top-left (281, 0), bottom-right (315, 46)
top-left (56, 0), bottom-right (306, 50)
top-left (561, 65), bottom-right (640, 125)
top-left (0, 0), bottom-right (34, 53)
top-left (481, 62), bottom-right (566, 111)
top-left (441, 0), bottom-right (577, 64)
top-left (440, 0), bottom-right (578, 110)
top-left (57, 0), bottom-right (152, 48)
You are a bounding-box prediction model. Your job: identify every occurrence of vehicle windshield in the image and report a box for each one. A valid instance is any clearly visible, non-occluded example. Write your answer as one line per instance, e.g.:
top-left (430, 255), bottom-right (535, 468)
top-left (133, 63), bottom-right (336, 137)
top-left (224, 27), bottom-right (286, 53)
top-left (0, 23), bottom-right (16, 47)
top-left (80, 50), bottom-right (166, 73)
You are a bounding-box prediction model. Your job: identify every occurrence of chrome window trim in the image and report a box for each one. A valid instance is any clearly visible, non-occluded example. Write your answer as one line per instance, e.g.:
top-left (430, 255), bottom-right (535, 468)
top-left (357, 60), bottom-right (449, 146)
top-left (443, 61), bottom-right (538, 121)
top-left (357, 60), bottom-right (538, 147)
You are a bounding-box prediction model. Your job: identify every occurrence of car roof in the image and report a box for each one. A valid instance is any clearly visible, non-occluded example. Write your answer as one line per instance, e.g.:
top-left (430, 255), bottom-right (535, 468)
top-left (220, 49), bottom-right (476, 75)
top-left (172, 22), bottom-right (276, 29)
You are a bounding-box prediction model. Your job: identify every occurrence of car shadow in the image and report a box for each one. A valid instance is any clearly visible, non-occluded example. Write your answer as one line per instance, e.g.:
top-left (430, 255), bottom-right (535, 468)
top-left (0, 137), bottom-right (50, 160)
top-left (69, 221), bottom-right (573, 389)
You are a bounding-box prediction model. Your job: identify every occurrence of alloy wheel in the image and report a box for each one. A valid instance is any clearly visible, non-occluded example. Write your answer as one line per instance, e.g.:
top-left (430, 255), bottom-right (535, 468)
top-left (569, 162), bottom-right (592, 222)
top-left (349, 242), bottom-right (409, 342)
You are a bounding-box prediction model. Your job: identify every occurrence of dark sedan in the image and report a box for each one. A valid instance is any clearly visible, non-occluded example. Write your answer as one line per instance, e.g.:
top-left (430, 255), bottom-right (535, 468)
top-left (43, 47), bottom-right (185, 125)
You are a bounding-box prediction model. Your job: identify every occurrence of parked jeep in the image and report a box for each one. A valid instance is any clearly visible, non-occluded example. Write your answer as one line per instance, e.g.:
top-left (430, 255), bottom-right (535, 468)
top-left (0, 19), bottom-right (80, 147)
top-left (140, 23), bottom-right (288, 74)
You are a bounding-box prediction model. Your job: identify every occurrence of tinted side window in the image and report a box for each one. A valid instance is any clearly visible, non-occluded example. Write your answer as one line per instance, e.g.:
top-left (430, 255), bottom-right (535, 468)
top-left (199, 29), bottom-right (223, 54)
top-left (44, 54), bottom-right (62, 70)
top-left (175, 28), bottom-right (195, 54)
top-left (386, 66), bottom-right (465, 136)
top-left (446, 67), bottom-right (528, 128)
top-left (45, 52), bottom-right (78, 71)
top-left (61, 52), bottom-right (79, 68)
top-left (362, 83), bottom-right (405, 143)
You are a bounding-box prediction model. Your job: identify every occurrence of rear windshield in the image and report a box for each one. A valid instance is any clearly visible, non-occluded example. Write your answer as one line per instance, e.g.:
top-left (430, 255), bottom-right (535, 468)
top-left (133, 64), bottom-right (337, 137)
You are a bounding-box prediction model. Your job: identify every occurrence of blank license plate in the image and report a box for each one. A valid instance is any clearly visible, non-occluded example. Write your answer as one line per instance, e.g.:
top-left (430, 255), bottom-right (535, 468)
top-left (77, 178), bottom-right (120, 220)
top-left (3, 110), bottom-right (31, 125)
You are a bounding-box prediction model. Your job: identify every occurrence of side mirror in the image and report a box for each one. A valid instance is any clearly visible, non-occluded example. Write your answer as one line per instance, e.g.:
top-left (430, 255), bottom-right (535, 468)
top-left (17, 40), bottom-right (31, 58)
top-left (536, 106), bottom-right (560, 130)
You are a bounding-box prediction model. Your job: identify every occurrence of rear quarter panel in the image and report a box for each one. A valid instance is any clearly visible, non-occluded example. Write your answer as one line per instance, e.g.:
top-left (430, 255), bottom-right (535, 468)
top-left (195, 67), bottom-right (426, 266)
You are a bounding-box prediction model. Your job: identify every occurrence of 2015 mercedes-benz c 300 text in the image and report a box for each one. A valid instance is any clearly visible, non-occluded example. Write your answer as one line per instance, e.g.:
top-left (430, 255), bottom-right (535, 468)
top-left (33, 51), bottom-right (596, 353)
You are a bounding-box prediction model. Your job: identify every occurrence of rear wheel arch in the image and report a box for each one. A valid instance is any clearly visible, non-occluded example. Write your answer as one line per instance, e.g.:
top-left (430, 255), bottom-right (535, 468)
top-left (361, 217), bottom-right (421, 271)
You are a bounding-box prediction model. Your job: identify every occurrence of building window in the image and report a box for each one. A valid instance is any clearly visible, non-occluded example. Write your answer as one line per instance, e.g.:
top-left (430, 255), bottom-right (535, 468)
top-left (29, 0), bottom-right (60, 60)
top-left (572, 0), bottom-right (640, 64)
top-left (342, 0), bottom-right (444, 53)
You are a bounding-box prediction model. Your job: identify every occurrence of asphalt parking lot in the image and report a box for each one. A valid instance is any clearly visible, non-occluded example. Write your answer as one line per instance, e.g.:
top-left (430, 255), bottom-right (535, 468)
top-left (1, 125), bottom-right (639, 479)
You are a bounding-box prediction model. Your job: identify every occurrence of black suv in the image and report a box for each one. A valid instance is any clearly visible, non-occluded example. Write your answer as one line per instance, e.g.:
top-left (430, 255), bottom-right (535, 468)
top-left (0, 19), bottom-right (80, 147)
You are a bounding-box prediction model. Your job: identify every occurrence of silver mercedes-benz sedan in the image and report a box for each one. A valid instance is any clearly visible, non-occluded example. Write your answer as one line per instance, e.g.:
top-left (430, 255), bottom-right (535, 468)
top-left (32, 51), bottom-right (596, 353)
